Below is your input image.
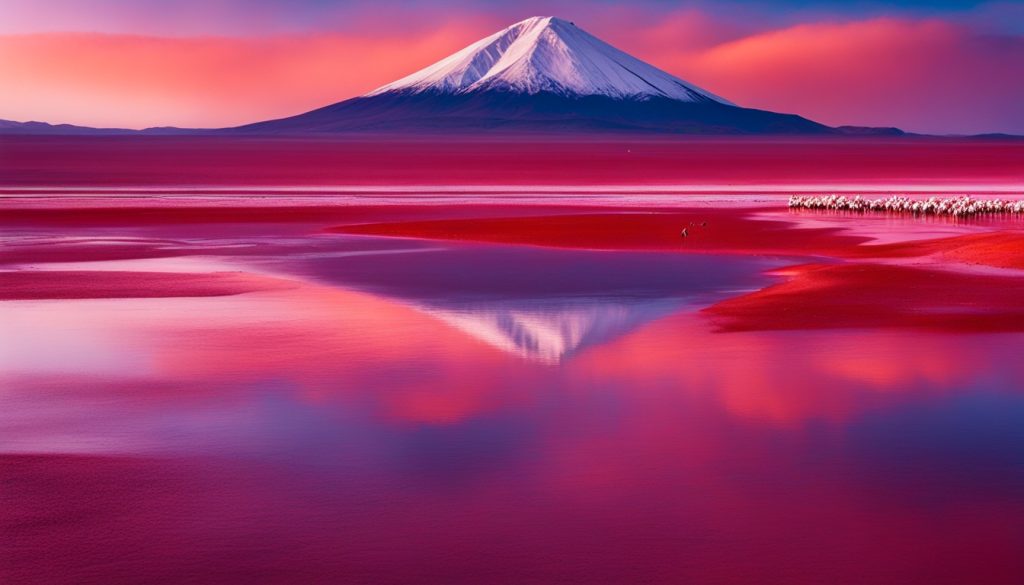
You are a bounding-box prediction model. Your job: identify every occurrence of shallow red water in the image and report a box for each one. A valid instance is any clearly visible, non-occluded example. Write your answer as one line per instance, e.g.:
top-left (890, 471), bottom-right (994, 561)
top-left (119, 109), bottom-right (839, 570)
top-left (2, 197), bottom-right (1024, 584)
top-left (2, 135), bottom-right (1022, 187)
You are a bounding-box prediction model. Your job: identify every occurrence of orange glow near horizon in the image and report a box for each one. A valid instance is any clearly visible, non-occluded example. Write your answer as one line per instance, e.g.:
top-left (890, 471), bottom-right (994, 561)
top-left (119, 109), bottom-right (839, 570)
top-left (0, 27), bottom-right (485, 129)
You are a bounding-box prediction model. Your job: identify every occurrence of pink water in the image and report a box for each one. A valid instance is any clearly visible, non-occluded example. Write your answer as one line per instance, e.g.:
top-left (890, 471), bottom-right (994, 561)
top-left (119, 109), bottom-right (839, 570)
top-left (2, 197), bottom-right (1023, 584)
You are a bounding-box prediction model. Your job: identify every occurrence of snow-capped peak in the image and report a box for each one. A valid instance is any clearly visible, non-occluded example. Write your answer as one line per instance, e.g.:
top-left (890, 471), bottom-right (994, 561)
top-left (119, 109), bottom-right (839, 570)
top-left (367, 16), bottom-right (732, 104)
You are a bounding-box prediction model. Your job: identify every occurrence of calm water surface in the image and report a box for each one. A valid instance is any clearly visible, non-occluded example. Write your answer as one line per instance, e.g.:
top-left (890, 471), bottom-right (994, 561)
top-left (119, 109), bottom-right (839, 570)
top-left (2, 202), bottom-right (1023, 584)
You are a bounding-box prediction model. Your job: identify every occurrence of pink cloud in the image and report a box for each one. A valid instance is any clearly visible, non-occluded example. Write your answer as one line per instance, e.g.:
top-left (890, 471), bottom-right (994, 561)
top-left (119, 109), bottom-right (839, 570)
top-left (664, 18), bottom-right (1024, 134)
top-left (0, 27), bottom-right (490, 128)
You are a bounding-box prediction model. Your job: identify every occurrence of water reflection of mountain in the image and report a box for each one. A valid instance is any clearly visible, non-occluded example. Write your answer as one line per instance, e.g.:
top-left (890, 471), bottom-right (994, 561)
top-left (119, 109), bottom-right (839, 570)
top-left (414, 298), bottom-right (684, 364)
top-left (294, 239), bottom-right (779, 363)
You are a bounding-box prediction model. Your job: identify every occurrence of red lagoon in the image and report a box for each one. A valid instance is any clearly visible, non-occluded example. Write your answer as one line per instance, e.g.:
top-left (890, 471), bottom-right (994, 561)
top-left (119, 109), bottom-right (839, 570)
top-left (2, 192), bottom-right (1024, 584)
top-left (2, 135), bottom-right (1022, 188)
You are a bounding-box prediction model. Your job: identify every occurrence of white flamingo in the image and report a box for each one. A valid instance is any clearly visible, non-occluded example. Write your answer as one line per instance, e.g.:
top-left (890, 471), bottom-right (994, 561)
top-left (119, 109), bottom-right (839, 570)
top-left (788, 194), bottom-right (1024, 217)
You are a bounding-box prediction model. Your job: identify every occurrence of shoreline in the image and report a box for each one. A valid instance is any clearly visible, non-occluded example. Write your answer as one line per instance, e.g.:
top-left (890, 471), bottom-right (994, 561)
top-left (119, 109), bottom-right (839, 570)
top-left (4, 199), bottom-right (1023, 334)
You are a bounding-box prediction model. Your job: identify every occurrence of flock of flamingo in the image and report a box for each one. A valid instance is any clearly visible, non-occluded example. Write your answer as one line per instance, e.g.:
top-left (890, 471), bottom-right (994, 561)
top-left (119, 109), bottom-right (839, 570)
top-left (788, 194), bottom-right (1024, 217)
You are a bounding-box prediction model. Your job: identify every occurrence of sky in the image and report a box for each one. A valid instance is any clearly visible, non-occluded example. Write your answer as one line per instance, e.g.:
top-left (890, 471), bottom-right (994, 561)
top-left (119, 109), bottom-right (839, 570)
top-left (1, 0), bottom-right (1022, 134)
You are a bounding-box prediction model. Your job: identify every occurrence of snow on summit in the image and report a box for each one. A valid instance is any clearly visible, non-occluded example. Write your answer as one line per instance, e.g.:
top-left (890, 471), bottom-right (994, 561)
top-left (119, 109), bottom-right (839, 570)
top-left (367, 16), bottom-right (732, 104)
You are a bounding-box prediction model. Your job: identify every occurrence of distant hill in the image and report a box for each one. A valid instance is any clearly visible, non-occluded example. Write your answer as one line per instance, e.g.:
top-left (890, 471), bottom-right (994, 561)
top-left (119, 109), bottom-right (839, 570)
top-left (0, 119), bottom-right (135, 135)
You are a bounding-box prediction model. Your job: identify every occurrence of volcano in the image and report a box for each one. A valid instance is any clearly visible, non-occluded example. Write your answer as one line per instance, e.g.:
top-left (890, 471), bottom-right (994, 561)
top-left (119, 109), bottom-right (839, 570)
top-left (231, 16), bottom-right (836, 135)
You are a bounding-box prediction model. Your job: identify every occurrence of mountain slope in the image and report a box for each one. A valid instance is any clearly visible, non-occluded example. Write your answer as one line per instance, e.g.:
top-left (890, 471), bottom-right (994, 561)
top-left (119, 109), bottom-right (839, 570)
top-left (231, 91), bottom-right (829, 134)
top-left (230, 16), bottom-right (834, 135)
